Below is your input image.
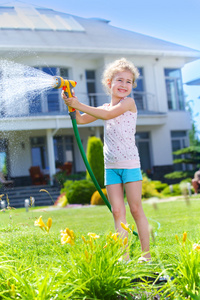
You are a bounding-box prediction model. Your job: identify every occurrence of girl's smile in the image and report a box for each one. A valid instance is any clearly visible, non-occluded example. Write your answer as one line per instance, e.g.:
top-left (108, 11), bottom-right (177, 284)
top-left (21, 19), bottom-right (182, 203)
top-left (110, 70), bottom-right (134, 101)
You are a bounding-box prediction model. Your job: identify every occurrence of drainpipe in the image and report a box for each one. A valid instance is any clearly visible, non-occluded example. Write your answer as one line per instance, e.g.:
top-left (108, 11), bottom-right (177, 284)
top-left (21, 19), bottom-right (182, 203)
top-left (46, 129), bottom-right (56, 185)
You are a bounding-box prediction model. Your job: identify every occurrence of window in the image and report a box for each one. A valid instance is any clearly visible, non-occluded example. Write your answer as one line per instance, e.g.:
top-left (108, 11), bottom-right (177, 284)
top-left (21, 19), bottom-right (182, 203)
top-left (132, 68), bottom-right (146, 110)
top-left (0, 70), bottom-right (5, 117)
top-left (85, 70), bottom-right (97, 106)
top-left (29, 67), bottom-right (69, 114)
top-left (171, 131), bottom-right (189, 171)
top-left (42, 67), bottom-right (59, 112)
top-left (135, 132), bottom-right (152, 174)
top-left (0, 139), bottom-right (8, 175)
top-left (30, 137), bottom-right (48, 169)
top-left (54, 136), bottom-right (74, 169)
top-left (165, 69), bottom-right (185, 111)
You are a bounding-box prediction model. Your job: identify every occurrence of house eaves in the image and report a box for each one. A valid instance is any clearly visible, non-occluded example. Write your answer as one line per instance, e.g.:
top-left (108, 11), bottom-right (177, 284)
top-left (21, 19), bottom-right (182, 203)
top-left (0, 3), bottom-right (200, 62)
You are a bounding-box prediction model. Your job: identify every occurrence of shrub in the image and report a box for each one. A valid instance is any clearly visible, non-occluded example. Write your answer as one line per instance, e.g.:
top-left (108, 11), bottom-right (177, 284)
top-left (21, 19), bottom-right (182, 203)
top-left (153, 180), bottom-right (168, 193)
top-left (61, 180), bottom-right (96, 204)
top-left (161, 183), bottom-right (182, 196)
top-left (91, 188), bottom-right (108, 205)
top-left (86, 136), bottom-right (104, 188)
top-left (142, 176), bottom-right (161, 199)
top-left (54, 171), bottom-right (86, 187)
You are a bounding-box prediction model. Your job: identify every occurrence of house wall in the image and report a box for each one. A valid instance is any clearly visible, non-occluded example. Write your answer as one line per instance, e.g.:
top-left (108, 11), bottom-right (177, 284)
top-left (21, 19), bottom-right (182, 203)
top-left (0, 54), bottom-right (192, 183)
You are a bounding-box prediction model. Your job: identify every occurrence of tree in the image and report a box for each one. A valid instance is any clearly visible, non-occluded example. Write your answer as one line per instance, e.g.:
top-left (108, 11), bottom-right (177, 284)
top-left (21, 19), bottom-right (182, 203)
top-left (165, 146), bottom-right (200, 180)
top-left (86, 136), bottom-right (104, 188)
top-left (165, 99), bottom-right (200, 180)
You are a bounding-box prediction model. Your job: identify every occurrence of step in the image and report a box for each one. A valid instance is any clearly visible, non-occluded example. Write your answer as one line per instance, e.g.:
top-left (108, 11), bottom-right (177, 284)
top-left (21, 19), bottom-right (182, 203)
top-left (0, 185), bottom-right (61, 208)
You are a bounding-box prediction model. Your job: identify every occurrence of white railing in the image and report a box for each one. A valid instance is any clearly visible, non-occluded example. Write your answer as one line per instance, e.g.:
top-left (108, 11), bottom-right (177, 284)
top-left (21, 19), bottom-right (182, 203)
top-left (0, 91), bottom-right (160, 118)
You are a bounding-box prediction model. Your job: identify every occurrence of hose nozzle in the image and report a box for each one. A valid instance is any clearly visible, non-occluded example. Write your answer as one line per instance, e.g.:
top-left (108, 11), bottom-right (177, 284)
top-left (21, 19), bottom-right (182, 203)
top-left (52, 76), bottom-right (77, 112)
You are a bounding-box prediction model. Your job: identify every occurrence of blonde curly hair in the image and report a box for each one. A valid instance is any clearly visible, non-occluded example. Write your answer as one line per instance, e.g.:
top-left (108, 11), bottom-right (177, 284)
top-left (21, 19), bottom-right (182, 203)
top-left (102, 58), bottom-right (139, 94)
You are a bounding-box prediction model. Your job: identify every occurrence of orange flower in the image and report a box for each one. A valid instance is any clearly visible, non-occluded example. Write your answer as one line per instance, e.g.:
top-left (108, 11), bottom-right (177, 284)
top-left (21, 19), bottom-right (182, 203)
top-left (193, 243), bottom-right (200, 251)
top-left (182, 232), bottom-right (187, 243)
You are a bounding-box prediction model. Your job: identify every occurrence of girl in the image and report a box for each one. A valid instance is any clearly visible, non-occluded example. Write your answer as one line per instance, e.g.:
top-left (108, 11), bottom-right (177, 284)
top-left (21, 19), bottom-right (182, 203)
top-left (62, 58), bottom-right (151, 261)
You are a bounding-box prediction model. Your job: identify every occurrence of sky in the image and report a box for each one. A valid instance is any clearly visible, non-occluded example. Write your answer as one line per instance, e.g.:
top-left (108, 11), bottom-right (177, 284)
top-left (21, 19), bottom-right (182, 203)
top-left (1, 0), bottom-right (200, 136)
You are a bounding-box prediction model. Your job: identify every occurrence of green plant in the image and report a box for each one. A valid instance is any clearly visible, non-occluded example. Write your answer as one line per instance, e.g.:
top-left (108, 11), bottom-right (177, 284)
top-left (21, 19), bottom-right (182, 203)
top-left (91, 188), bottom-right (108, 205)
top-left (165, 233), bottom-right (200, 299)
top-left (54, 171), bottom-right (68, 187)
top-left (61, 179), bottom-right (96, 204)
top-left (142, 176), bottom-right (161, 199)
top-left (61, 229), bottom-right (153, 299)
top-left (165, 146), bottom-right (200, 180)
top-left (161, 183), bottom-right (182, 196)
top-left (54, 171), bottom-right (86, 187)
top-left (153, 180), bottom-right (168, 193)
top-left (86, 136), bottom-right (104, 188)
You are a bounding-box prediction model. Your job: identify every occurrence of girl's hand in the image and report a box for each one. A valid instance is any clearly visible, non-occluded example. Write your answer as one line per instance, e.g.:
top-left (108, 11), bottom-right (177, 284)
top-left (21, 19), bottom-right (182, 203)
top-left (61, 90), bottom-right (79, 109)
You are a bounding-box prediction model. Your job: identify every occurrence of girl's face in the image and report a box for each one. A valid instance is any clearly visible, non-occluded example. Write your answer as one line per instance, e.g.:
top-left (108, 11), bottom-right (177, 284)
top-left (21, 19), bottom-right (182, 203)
top-left (109, 70), bottom-right (134, 100)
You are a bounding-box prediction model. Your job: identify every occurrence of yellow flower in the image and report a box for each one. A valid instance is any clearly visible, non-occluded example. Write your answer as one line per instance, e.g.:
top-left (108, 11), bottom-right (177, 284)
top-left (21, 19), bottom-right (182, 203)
top-left (46, 218), bottom-right (52, 232)
top-left (120, 222), bottom-right (131, 233)
top-left (82, 235), bottom-right (87, 244)
top-left (175, 234), bottom-right (179, 243)
top-left (66, 228), bottom-right (75, 238)
top-left (10, 284), bottom-right (15, 297)
top-left (34, 216), bottom-right (47, 230)
top-left (0, 194), bottom-right (4, 200)
top-left (123, 237), bottom-right (128, 246)
top-left (61, 228), bottom-right (75, 245)
top-left (193, 243), bottom-right (200, 251)
top-left (111, 233), bottom-right (119, 241)
top-left (182, 232), bottom-right (187, 243)
top-left (88, 232), bottom-right (100, 239)
top-left (85, 250), bottom-right (89, 259)
top-left (103, 243), bottom-right (108, 249)
top-left (34, 216), bottom-right (52, 232)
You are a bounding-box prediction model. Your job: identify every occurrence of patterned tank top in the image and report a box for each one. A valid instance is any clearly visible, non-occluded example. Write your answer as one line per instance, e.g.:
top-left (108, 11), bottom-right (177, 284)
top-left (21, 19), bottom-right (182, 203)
top-left (103, 101), bottom-right (141, 169)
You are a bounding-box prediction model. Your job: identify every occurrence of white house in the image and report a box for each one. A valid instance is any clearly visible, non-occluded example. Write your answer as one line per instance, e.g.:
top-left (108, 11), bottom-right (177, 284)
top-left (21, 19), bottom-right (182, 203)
top-left (0, 1), bottom-right (200, 186)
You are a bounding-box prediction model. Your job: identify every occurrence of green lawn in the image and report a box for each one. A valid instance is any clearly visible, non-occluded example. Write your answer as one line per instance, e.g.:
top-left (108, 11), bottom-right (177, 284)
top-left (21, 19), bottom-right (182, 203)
top-left (1, 195), bottom-right (200, 241)
top-left (0, 195), bottom-right (200, 299)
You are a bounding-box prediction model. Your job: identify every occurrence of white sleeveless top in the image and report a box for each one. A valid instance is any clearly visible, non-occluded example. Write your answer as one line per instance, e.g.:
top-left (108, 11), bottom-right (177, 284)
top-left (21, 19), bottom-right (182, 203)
top-left (103, 102), bottom-right (141, 169)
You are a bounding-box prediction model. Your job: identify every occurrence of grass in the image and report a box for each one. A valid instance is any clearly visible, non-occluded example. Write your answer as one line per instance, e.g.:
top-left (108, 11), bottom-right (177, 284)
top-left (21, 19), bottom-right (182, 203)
top-left (0, 195), bottom-right (200, 299)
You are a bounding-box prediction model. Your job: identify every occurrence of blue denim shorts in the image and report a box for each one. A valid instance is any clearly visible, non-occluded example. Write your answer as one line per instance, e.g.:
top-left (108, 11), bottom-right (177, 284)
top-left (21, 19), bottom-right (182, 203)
top-left (105, 168), bottom-right (142, 186)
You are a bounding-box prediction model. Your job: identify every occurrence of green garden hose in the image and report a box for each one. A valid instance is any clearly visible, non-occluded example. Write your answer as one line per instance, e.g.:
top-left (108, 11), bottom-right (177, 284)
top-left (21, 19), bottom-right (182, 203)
top-left (69, 111), bottom-right (138, 237)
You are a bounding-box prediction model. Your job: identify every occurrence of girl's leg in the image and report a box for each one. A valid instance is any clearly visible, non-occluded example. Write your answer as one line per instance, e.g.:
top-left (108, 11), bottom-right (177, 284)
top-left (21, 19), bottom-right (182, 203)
top-left (124, 181), bottom-right (151, 260)
top-left (106, 183), bottom-right (127, 237)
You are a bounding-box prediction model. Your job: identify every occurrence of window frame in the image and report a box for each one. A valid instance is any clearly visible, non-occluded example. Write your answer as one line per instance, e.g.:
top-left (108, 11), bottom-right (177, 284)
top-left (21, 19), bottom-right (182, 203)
top-left (165, 68), bottom-right (185, 111)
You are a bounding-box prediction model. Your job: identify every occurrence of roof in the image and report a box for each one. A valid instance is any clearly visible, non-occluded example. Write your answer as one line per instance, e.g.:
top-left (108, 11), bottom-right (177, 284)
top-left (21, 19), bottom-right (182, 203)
top-left (186, 78), bottom-right (200, 86)
top-left (0, 1), bottom-right (200, 60)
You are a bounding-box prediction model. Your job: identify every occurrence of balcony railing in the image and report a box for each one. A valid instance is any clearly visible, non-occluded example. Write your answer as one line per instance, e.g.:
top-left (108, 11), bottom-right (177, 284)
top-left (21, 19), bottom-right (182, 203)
top-left (87, 91), bottom-right (159, 113)
top-left (0, 91), bottom-right (160, 118)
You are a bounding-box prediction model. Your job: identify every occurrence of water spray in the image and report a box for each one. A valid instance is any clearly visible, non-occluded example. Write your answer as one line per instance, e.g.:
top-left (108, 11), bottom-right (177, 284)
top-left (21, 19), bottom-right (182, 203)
top-left (52, 76), bottom-right (139, 237)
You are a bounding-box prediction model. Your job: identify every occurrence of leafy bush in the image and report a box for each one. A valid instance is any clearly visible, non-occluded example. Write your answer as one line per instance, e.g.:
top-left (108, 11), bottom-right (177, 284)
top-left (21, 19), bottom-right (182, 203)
top-left (86, 136), bottom-right (104, 188)
top-left (161, 183), bottom-right (182, 196)
top-left (61, 179), bottom-right (96, 204)
top-left (91, 188), bottom-right (108, 205)
top-left (54, 171), bottom-right (86, 187)
top-left (152, 180), bottom-right (168, 193)
top-left (142, 176), bottom-right (161, 199)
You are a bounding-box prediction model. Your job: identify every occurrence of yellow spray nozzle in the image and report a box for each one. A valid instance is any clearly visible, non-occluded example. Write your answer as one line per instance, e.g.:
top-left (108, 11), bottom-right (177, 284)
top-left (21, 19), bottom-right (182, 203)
top-left (52, 76), bottom-right (77, 112)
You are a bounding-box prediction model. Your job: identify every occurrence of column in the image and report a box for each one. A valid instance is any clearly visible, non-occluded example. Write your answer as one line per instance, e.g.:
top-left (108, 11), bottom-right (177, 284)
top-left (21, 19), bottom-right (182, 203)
top-left (46, 129), bottom-right (56, 185)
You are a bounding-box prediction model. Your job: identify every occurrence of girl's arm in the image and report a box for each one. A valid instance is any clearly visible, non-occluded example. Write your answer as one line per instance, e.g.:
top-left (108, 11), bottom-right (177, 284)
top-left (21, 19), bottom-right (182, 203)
top-left (61, 90), bottom-right (98, 125)
top-left (75, 110), bottom-right (98, 125)
top-left (64, 96), bottom-right (136, 120)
